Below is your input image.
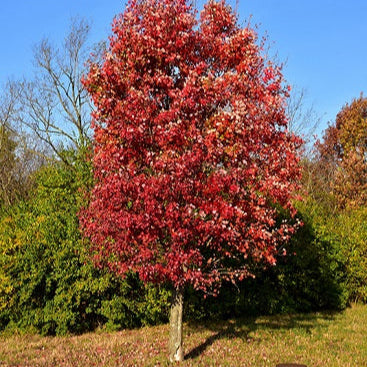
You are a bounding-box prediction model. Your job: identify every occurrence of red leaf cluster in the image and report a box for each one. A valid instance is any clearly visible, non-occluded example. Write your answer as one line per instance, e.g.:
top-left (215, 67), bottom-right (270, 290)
top-left (80, 0), bottom-right (302, 293)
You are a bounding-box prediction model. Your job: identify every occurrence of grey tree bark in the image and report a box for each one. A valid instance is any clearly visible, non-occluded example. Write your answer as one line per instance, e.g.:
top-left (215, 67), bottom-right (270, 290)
top-left (169, 287), bottom-right (184, 363)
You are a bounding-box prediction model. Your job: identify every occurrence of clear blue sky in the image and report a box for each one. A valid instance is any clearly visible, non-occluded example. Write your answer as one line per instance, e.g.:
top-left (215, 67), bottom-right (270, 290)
top-left (1, 0), bottom-right (366, 137)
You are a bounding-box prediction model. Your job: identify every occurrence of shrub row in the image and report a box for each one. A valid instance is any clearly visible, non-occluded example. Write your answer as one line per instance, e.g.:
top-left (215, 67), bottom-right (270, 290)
top-left (0, 158), bottom-right (362, 335)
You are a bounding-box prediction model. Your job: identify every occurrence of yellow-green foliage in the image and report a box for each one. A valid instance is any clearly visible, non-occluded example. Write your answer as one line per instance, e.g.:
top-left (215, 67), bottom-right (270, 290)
top-left (0, 155), bottom-right (170, 335)
top-left (302, 193), bottom-right (367, 304)
top-left (324, 208), bottom-right (367, 302)
top-left (0, 217), bottom-right (13, 311)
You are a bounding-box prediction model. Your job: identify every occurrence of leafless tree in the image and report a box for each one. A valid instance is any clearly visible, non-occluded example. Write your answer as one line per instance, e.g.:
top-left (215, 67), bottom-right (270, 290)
top-left (0, 127), bottom-right (17, 207)
top-left (0, 83), bottom-right (50, 208)
top-left (16, 18), bottom-right (93, 166)
top-left (0, 81), bottom-right (19, 132)
top-left (287, 86), bottom-right (321, 141)
top-left (0, 88), bottom-right (32, 206)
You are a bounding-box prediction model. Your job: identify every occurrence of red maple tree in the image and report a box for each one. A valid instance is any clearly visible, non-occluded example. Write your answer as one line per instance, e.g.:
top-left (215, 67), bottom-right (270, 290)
top-left (81, 0), bottom-right (302, 361)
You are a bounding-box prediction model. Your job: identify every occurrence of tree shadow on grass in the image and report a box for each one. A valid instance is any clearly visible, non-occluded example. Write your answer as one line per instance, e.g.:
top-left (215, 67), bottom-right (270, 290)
top-left (184, 331), bottom-right (223, 360)
top-left (185, 318), bottom-right (257, 360)
top-left (185, 310), bottom-right (338, 361)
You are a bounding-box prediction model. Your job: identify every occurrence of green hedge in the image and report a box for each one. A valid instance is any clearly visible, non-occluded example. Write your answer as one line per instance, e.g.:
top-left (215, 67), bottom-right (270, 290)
top-left (0, 158), bottom-right (170, 335)
top-left (0, 156), bottom-right (363, 335)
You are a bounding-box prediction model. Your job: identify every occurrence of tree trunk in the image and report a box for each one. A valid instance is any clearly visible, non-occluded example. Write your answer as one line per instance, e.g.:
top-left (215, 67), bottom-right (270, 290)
top-left (169, 287), bottom-right (184, 363)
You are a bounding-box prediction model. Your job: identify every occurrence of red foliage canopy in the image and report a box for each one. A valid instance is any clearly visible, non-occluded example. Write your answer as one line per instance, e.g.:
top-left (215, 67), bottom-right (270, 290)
top-left (81, 0), bottom-right (302, 293)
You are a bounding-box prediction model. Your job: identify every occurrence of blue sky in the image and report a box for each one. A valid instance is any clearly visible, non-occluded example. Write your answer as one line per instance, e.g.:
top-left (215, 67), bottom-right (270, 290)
top-left (1, 0), bottom-right (366, 137)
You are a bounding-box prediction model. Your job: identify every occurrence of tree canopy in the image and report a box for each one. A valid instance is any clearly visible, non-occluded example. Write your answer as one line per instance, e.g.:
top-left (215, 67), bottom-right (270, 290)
top-left (318, 95), bottom-right (367, 208)
top-left (81, 0), bottom-right (302, 296)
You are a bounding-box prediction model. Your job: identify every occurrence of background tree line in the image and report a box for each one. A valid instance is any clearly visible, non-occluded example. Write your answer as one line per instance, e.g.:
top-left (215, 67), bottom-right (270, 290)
top-left (0, 17), bottom-right (365, 336)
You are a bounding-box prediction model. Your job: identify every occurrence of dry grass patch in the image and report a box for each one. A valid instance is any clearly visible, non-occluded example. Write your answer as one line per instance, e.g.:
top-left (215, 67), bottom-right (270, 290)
top-left (1, 304), bottom-right (367, 366)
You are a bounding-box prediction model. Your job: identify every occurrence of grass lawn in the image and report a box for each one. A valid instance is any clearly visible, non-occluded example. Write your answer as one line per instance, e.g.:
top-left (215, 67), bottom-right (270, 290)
top-left (1, 303), bottom-right (366, 366)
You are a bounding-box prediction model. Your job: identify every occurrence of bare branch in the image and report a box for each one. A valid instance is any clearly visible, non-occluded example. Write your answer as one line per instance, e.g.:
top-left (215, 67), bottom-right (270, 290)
top-left (287, 86), bottom-right (321, 141)
top-left (15, 17), bottom-right (93, 165)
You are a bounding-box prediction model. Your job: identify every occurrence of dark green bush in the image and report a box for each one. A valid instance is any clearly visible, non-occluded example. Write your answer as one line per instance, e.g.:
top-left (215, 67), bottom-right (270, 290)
top-left (185, 199), bottom-right (349, 320)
